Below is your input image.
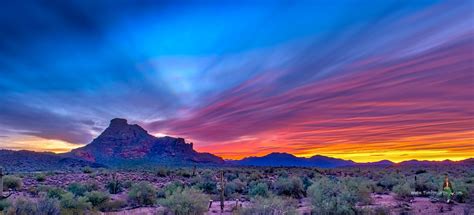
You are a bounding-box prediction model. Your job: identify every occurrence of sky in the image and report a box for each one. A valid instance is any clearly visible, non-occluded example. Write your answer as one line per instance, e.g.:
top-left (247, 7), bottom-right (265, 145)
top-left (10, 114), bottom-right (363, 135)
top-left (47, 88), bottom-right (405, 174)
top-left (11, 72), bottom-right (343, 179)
top-left (0, 0), bottom-right (473, 162)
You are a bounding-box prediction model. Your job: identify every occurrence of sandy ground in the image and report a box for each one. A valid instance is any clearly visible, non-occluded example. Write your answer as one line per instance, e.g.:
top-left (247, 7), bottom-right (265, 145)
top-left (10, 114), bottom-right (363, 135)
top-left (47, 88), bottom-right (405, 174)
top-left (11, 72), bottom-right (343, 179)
top-left (364, 193), bottom-right (474, 215)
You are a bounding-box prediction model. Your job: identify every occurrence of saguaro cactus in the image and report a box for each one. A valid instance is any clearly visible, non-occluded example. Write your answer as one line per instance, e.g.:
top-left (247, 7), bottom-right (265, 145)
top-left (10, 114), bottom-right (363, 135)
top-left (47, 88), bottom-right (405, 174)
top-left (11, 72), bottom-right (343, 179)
top-left (0, 166), bottom-right (12, 200)
top-left (220, 170), bottom-right (225, 212)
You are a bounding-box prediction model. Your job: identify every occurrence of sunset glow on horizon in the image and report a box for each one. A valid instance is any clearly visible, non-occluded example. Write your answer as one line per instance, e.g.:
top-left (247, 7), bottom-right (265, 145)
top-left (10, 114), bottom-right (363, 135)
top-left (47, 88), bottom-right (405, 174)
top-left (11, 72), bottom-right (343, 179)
top-left (0, 1), bottom-right (473, 162)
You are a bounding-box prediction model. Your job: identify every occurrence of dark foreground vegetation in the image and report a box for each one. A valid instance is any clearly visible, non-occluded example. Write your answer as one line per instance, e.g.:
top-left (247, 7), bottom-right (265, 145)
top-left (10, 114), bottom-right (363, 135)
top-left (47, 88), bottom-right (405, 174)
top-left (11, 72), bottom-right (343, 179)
top-left (0, 164), bottom-right (473, 215)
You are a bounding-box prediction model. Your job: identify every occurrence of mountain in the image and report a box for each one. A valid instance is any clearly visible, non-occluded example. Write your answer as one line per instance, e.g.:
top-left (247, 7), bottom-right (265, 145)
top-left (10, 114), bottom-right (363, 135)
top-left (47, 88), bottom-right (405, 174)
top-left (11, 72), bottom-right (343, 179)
top-left (65, 118), bottom-right (224, 166)
top-left (230, 152), bottom-right (354, 168)
top-left (397, 159), bottom-right (473, 167)
top-left (0, 150), bottom-right (104, 172)
top-left (356, 160), bottom-right (394, 167)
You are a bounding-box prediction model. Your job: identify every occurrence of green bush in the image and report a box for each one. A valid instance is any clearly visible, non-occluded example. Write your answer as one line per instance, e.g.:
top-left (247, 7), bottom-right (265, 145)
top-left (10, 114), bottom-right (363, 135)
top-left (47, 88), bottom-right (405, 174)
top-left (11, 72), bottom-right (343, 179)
top-left (224, 181), bottom-right (237, 198)
top-left (237, 195), bottom-right (298, 215)
top-left (85, 191), bottom-right (110, 208)
top-left (60, 192), bottom-right (92, 214)
top-left (393, 182), bottom-right (412, 200)
top-left (128, 182), bottom-right (157, 206)
top-left (195, 180), bottom-right (217, 195)
top-left (36, 173), bottom-right (46, 182)
top-left (98, 199), bottom-right (126, 212)
top-left (344, 178), bottom-right (373, 205)
top-left (0, 199), bottom-right (10, 212)
top-left (122, 180), bottom-right (133, 189)
top-left (84, 181), bottom-right (100, 192)
top-left (249, 182), bottom-right (269, 197)
top-left (273, 177), bottom-right (305, 198)
top-left (106, 179), bottom-right (123, 194)
top-left (307, 177), bottom-right (357, 214)
top-left (231, 179), bottom-right (246, 194)
top-left (37, 197), bottom-right (61, 215)
top-left (47, 187), bottom-right (67, 200)
top-left (159, 187), bottom-right (210, 215)
top-left (6, 198), bottom-right (37, 215)
top-left (377, 174), bottom-right (400, 191)
top-left (157, 182), bottom-right (183, 198)
top-left (3, 175), bottom-right (22, 191)
top-left (67, 183), bottom-right (88, 196)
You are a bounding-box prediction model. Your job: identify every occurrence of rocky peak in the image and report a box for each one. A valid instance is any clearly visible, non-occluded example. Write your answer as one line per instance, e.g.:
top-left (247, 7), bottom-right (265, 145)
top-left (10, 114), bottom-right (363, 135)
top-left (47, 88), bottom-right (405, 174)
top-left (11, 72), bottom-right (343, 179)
top-left (110, 118), bottom-right (128, 127)
top-left (96, 118), bottom-right (150, 141)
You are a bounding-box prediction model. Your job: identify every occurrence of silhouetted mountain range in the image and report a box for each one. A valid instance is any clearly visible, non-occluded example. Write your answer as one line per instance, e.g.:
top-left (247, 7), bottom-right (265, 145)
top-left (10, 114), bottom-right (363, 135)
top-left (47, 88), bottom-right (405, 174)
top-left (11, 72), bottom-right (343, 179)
top-left (228, 152), bottom-right (355, 168)
top-left (230, 154), bottom-right (473, 168)
top-left (0, 118), bottom-right (472, 171)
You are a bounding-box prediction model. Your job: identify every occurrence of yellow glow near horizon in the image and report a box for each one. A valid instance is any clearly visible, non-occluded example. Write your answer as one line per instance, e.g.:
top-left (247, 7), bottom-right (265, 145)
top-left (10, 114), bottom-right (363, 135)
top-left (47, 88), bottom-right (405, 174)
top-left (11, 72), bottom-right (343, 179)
top-left (0, 136), bottom-right (85, 153)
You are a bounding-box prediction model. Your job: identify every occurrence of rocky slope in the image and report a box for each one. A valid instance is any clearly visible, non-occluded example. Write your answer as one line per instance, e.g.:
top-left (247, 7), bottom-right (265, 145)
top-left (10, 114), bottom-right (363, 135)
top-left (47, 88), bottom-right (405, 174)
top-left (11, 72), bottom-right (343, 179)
top-left (65, 118), bottom-right (224, 166)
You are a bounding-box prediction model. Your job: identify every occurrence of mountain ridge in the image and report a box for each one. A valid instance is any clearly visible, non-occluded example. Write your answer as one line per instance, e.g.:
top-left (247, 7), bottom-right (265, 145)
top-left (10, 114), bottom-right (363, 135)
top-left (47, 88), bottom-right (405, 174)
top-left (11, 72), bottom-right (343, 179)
top-left (64, 118), bottom-right (224, 166)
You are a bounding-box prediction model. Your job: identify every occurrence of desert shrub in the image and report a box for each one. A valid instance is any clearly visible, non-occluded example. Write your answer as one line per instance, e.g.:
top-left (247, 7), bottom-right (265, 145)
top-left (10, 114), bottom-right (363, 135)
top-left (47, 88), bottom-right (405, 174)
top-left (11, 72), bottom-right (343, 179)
top-left (123, 180), bottom-right (133, 189)
top-left (47, 187), bottom-right (67, 200)
top-left (307, 177), bottom-right (358, 214)
top-left (159, 187), bottom-right (210, 215)
top-left (176, 169), bottom-right (192, 178)
top-left (377, 174), bottom-right (400, 191)
top-left (231, 179), bottom-right (246, 194)
top-left (344, 178), bottom-right (373, 205)
top-left (237, 195), bottom-right (298, 215)
top-left (60, 192), bottom-right (92, 214)
top-left (82, 166), bottom-right (93, 174)
top-left (225, 172), bottom-right (238, 181)
top-left (195, 180), bottom-right (217, 194)
top-left (414, 174), bottom-right (438, 194)
top-left (155, 168), bottom-right (170, 177)
top-left (249, 172), bottom-right (262, 181)
top-left (277, 170), bottom-right (289, 178)
top-left (6, 198), bottom-right (37, 215)
top-left (224, 181), bottom-right (237, 198)
top-left (27, 186), bottom-right (39, 197)
top-left (393, 182), bottom-right (412, 200)
top-left (106, 179), bottom-right (122, 194)
top-left (3, 175), bottom-right (22, 191)
top-left (85, 191), bottom-right (110, 207)
top-left (67, 183), bottom-right (88, 196)
top-left (37, 197), bottom-right (61, 215)
top-left (98, 199), bottom-right (126, 212)
top-left (36, 173), bottom-right (46, 182)
top-left (157, 182), bottom-right (183, 198)
top-left (273, 177), bottom-right (305, 198)
top-left (301, 176), bottom-right (313, 190)
top-left (128, 182), bottom-right (157, 206)
top-left (249, 182), bottom-right (269, 197)
top-left (452, 182), bottom-right (471, 203)
top-left (84, 181), bottom-right (100, 191)
top-left (0, 199), bottom-right (10, 212)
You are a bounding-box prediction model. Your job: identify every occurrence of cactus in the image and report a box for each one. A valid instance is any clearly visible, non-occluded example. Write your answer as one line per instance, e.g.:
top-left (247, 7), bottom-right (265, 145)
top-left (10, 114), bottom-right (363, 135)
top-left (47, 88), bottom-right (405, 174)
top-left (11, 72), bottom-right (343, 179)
top-left (220, 170), bottom-right (225, 212)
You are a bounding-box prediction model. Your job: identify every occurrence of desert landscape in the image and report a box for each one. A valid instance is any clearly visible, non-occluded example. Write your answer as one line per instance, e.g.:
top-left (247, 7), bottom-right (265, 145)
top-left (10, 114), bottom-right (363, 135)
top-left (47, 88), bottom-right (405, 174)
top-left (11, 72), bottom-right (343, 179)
top-left (1, 164), bottom-right (473, 214)
top-left (1, 1), bottom-right (473, 214)
top-left (0, 120), bottom-right (473, 214)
